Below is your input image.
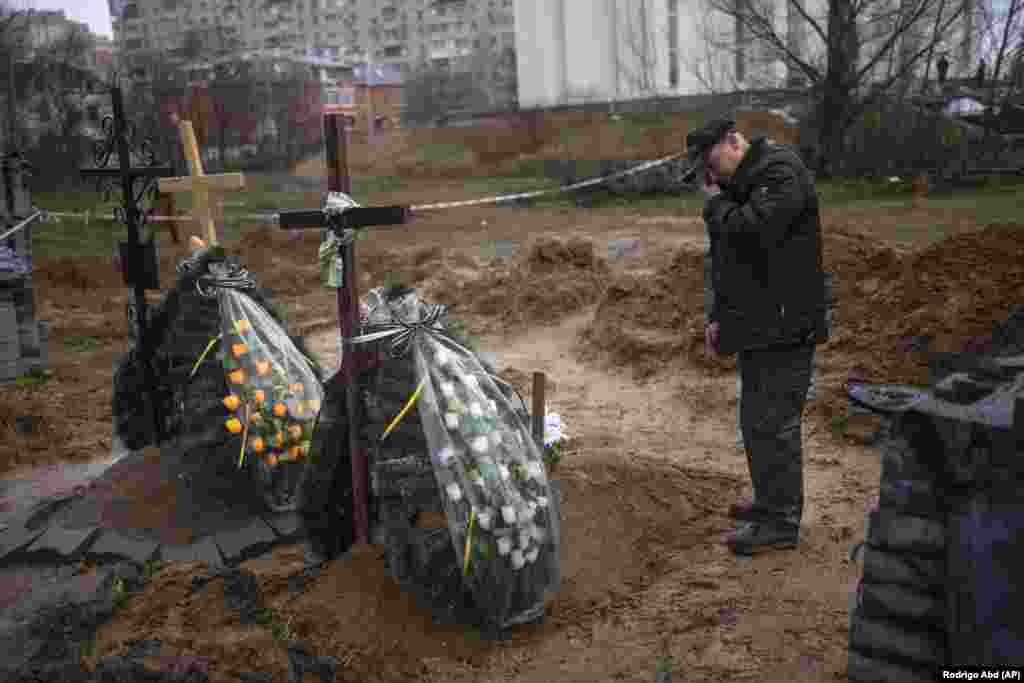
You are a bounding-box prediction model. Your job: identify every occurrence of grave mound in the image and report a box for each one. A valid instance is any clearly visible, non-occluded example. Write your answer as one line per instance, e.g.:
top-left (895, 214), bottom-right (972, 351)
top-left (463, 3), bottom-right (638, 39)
top-left (111, 248), bottom-right (324, 466)
top-left (301, 284), bottom-right (558, 631)
top-left (432, 236), bottom-right (609, 330)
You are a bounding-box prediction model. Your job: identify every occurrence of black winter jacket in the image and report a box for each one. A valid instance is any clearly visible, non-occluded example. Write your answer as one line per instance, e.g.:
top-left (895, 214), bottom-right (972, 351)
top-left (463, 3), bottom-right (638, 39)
top-left (702, 136), bottom-right (831, 354)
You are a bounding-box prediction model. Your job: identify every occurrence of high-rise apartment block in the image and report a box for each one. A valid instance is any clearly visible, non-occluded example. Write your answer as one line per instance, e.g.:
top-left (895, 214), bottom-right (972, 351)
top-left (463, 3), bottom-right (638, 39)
top-left (110, 0), bottom-right (516, 80)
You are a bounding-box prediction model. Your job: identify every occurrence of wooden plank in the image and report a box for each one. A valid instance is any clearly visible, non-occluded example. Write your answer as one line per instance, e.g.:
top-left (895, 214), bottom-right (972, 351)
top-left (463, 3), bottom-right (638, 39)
top-left (532, 372), bottom-right (545, 448)
top-left (157, 172), bottom-right (245, 194)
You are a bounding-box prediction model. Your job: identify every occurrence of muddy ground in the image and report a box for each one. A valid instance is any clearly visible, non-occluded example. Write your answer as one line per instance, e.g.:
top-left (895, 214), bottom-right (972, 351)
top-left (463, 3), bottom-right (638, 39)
top-left (2, 177), bottom-right (1023, 681)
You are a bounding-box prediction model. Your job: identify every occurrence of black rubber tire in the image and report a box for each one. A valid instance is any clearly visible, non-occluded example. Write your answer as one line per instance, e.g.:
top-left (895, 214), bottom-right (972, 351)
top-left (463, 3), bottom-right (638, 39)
top-left (846, 648), bottom-right (936, 683)
top-left (848, 607), bottom-right (947, 669)
top-left (861, 546), bottom-right (945, 593)
top-left (856, 580), bottom-right (946, 628)
top-left (866, 509), bottom-right (946, 557)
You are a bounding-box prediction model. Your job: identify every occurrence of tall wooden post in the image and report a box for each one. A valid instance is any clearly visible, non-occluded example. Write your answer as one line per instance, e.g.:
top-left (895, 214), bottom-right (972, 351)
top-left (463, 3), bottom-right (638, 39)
top-left (325, 113), bottom-right (369, 545)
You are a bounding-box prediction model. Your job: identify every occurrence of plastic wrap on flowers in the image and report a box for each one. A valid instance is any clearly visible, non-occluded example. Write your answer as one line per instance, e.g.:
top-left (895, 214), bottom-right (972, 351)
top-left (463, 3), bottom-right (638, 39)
top-left (217, 288), bottom-right (324, 507)
top-left (409, 323), bottom-right (561, 630)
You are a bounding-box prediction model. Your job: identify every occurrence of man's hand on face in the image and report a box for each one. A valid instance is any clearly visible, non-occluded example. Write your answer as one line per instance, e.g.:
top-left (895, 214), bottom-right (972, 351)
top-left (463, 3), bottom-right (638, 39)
top-left (704, 321), bottom-right (720, 355)
top-left (701, 164), bottom-right (721, 198)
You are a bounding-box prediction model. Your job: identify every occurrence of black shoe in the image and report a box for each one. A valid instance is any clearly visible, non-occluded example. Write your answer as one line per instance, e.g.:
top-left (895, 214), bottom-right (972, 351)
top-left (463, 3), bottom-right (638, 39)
top-left (728, 496), bottom-right (758, 521)
top-left (724, 521), bottom-right (799, 556)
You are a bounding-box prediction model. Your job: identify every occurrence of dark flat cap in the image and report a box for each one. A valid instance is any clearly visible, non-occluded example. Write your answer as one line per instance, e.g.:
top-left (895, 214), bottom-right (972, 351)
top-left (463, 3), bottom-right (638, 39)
top-left (686, 118), bottom-right (737, 166)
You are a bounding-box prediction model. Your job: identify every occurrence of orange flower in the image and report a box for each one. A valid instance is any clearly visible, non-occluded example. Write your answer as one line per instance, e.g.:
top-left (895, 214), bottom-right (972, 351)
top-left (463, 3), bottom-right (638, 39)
top-left (256, 361), bottom-right (271, 376)
top-left (225, 418), bottom-right (242, 434)
top-left (223, 394), bottom-right (241, 411)
top-left (231, 343), bottom-right (248, 358)
top-left (235, 319), bottom-right (252, 334)
top-left (288, 424), bottom-right (303, 440)
top-left (253, 389), bottom-right (266, 404)
top-left (289, 383), bottom-right (304, 396)
top-left (250, 437), bottom-right (265, 453)
top-left (264, 452), bottom-right (279, 467)
top-left (273, 402), bottom-right (287, 417)
top-left (289, 445), bottom-right (306, 460)
top-left (273, 432), bottom-right (285, 448)
top-left (228, 369), bottom-right (246, 385)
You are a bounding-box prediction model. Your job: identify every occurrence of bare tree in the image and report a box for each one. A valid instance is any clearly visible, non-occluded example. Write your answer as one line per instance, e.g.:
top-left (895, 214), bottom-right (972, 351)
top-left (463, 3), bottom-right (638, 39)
top-left (694, 0), bottom-right (971, 175)
top-left (0, 1), bottom-right (32, 153)
top-left (974, 0), bottom-right (1024, 139)
top-left (615, 0), bottom-right (661, 97)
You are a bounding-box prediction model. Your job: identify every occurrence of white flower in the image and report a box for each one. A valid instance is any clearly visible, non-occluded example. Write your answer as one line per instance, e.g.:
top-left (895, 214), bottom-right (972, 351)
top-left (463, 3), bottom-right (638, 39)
top-left (511, 549), bottom-right (525, 570)
top-left (501, 505), bottom-right (517, 525)
top-left (489, 430), bottom-right (503, 448)
top-left (498, 464), bottom-right (511, 481)
top-left (469, 402), bottom-right (483, 417)
top-left (477, 509), bottom-right (493, 530)
top-left (471, 436), bottom-right (489, 454)
top-left (446, 482), bottom-right (462, 502)
top-left (497, 536), bottom-right (512, 555)
top-left (436, 447), bottom-right (455, 466)
top-left (888, 176), bottom-right (901, 183)
top-left (519, 528), bottom-right (531, 548)
top-left (487, 399), bottom-right (498, 414)
top-left (444, 413), bottom-right (459, 430)
top-left (526, 461), bottom-right (544, 480)
top-left (543, 413), bottom-right (565, 448)
top-left (463, 374), bottom-right (480, 390)
top-left (526, 547), bottom-right (539, 563)
top-left (435, 348), bottom-right (451, 366)
top-left (440, 381), bottom-right (456, 399)
top-left (536, 496), bottom-right (549, 509)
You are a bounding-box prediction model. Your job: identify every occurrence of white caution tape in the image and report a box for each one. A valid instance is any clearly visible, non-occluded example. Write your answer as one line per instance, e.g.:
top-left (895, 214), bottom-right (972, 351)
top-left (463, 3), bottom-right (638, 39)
top-left (41, 152), bottom-right (693, 224)
top-left (408, 152), bottom-right (690, 212)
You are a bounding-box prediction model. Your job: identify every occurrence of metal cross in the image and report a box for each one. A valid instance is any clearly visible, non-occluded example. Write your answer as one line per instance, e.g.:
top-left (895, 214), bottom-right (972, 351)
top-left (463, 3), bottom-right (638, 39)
top-left (79, 81), bottom-right (175, 444)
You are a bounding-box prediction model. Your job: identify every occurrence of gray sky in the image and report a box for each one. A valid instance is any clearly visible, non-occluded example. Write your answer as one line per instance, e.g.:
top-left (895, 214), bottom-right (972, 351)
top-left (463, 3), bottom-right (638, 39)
top-left (22, 0), bottom-right (112, 38)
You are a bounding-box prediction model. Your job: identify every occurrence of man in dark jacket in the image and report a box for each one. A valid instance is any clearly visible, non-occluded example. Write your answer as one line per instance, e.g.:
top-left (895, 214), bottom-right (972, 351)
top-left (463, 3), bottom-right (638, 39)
top-left (687, 118), bottom-right (831, 555)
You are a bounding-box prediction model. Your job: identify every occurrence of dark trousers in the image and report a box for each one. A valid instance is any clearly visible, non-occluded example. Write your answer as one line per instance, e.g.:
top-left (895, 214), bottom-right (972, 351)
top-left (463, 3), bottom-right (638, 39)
top-left (738, 343), bottom-right (815, 530)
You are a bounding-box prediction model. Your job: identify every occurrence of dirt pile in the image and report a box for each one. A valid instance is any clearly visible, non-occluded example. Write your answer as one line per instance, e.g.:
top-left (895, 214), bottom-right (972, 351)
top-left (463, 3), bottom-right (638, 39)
top-left (575, 245), bottom-right (717, 380)
top-left (575, 221), bottom-right (1024, 395)
top-left (825, 221), bottom-right (1024, 386)
top-left (430, 236), bottom-right (609, 332)
top-left (89, 456), bottom-right (741, 683)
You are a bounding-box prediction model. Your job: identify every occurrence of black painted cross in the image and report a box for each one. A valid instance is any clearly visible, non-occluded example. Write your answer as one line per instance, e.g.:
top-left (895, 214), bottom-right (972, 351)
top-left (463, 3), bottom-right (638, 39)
top-left (80, 81), bottom-right (175, 443)
top-left (276, 113), bottom-right (408, 545)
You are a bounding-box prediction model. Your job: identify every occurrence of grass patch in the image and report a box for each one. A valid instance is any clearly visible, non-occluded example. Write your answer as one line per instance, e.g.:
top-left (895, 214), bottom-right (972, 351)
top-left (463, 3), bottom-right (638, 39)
top-left (15, 367), bottom-right (52, 386)
top-left (830, 415), bottom-right (850, 434)
top-left (271, 615), bottom-right (294, 642)
top-left (63, 335), bottom-right (98, 352)
top-left (414, 143), bottom-right (469, 163)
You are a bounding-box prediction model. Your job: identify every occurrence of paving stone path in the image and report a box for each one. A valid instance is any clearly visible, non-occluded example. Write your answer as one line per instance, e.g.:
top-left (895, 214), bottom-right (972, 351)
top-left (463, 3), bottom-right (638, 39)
top-left (0, 437), bottom-right (315, 682)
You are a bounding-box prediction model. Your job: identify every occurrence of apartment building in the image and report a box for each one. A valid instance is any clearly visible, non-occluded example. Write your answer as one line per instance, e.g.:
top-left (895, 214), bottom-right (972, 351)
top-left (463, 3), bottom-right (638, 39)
top-left (110, 0), bottom-right (516, 92)
top-left (515, 0), bottom-right (977, 108)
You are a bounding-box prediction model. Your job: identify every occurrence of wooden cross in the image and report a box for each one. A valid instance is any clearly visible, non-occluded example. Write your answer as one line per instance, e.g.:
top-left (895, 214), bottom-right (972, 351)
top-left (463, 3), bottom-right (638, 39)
top-left (276, 113), bottom-right (408, 546)
top-left (158, 118), bottom-right (246, 246)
